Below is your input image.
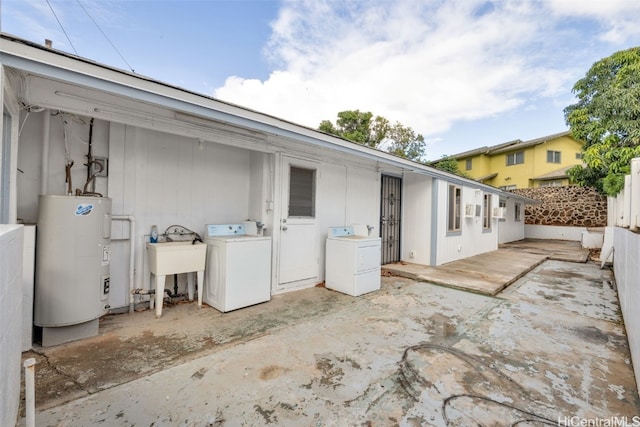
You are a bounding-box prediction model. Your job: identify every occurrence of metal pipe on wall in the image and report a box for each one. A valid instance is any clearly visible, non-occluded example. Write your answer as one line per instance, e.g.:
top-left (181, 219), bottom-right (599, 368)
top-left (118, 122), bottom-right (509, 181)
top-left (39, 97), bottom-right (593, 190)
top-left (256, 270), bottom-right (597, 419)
top-left (40, 110), bottom-right (49, 195)
top-left (112, 215), bottom-right (136, 313)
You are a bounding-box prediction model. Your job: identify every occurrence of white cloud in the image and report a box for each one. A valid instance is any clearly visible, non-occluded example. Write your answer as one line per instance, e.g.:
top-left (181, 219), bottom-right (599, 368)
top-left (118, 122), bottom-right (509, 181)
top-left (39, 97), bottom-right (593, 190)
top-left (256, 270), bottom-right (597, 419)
top-left (544, 0), bottom-right (640, 43)
top-left (214, 0), bottom-right (593, 138)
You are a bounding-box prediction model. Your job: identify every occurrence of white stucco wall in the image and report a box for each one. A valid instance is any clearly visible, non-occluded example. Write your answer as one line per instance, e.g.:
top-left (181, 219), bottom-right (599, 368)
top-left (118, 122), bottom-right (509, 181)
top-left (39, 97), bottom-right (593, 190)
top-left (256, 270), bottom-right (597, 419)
top-left (434, 180), bottom-right (499, 265)
top-left (401, 173), bottom-right (432, 265)
top-left (498, 198), bottom-right (525, 244)
top-left (0, 224), bottom-right (24, 427)
top-left (17, 111), bottom-right (384, 308)
top-left (613, 227), bottom-right (640, 394)
top-left (18, 116), bottom-right (263, 309)
top-left (108, 124), bottom-right (262, 308)
top-left (314, 161), bottom-right (380, 283)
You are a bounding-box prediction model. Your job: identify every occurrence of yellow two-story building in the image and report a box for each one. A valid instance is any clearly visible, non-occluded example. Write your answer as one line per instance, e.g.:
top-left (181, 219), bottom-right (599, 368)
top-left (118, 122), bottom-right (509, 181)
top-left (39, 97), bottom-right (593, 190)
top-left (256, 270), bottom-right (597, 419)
top-left (448, 131), bottom-right (584, 189)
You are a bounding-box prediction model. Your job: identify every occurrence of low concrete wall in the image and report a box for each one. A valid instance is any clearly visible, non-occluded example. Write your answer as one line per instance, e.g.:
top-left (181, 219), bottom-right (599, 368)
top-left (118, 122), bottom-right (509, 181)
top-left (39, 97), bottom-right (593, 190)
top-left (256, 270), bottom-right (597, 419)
top-left (525, 224), bottom-right (586, 241)
top-left (613, 227), bottom-right (640, 394)
top-left (0, 224), bottom-right (24, 427)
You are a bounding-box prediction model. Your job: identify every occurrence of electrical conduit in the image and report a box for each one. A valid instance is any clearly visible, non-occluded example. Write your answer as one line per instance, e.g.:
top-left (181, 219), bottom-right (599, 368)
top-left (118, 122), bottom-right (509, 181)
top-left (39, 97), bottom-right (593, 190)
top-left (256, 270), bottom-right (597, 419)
top-left (112, 215), bottom-right (136, 313)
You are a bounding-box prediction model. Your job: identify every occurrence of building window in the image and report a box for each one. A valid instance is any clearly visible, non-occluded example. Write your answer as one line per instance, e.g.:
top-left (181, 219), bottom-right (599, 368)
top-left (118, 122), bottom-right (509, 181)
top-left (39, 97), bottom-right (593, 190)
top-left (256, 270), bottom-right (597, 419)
top-left (547, 150), bottom-right (561, 163)
top-left (483, 194), bottom-right (492, 229)
top-left (576, 152), bottom-right (583, 159)
top-left (515, 203), bottom-right (522, 221)
top-left (499, 185), bottom-right (517, 190)
top-left (289, 166), bottom-right (316, 217)
top-left (540, 180), bottom-right (563, 187)
top-left (447, 185), bottom-right (461, 232)
top-left (465, 158), bottom-right (472, 171)
top-left (506, 151), bottom-right (524, 166)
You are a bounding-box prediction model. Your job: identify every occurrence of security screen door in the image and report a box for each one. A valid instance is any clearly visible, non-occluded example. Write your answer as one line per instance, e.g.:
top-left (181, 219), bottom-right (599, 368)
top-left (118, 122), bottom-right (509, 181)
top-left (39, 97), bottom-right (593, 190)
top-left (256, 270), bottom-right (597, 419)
top-left (380, 175), bottom-right (402, 264)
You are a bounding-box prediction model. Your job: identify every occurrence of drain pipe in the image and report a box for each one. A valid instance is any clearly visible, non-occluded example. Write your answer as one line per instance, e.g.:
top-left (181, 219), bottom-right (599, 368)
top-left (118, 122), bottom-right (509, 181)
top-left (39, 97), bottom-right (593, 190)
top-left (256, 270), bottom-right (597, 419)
top-left (23, 358), bottom-right (36, 427)
top-left (112, 215), bottom-right (136, 313)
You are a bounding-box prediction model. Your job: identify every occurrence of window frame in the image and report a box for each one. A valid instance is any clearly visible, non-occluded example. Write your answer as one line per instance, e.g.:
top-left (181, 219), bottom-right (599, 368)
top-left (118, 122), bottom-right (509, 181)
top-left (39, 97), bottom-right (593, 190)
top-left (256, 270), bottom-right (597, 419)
top-left (515, 203), bottom-right (522, 222)
top-left (540, 179), bottom-right (563, 188)
top-left (288, 166), bottom-right (316, 218)
top-left (465, 158), bottom-right (472, 171)
top-left (482, 193), bottom-right (492, 230)
top-left (547, 150), bottom-right (561, 164)
top-left (447, 184), bottom-right (461, 233)
top-left (506, 151), bottom-right (524, 166)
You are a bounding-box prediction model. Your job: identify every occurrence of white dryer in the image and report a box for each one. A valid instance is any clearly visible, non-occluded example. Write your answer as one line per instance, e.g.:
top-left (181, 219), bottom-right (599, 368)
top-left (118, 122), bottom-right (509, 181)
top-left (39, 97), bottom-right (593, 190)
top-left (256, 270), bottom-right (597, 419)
top-left (325, 226), bottom-right (381, 296)
top-left (203, 223), bottom-right (272, 312)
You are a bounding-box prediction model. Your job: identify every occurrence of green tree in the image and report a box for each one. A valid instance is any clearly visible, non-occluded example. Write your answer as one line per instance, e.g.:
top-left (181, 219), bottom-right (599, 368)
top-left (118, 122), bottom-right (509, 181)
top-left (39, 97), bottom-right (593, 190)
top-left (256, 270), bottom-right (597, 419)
top-left (564, 46), bottom-right (640, 196)
top-left (432, 156), bottom-right (470, 178)
top-left (319, 110), bottom-right (425, 162)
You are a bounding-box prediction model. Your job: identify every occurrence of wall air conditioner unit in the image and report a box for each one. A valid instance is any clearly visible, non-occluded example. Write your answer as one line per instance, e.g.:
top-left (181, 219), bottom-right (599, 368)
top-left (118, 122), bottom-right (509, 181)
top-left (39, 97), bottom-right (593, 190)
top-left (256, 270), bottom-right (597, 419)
top-left (465, 204), bottom-right (475, 217)
top-left (492, 207), bottom-right (506, 219)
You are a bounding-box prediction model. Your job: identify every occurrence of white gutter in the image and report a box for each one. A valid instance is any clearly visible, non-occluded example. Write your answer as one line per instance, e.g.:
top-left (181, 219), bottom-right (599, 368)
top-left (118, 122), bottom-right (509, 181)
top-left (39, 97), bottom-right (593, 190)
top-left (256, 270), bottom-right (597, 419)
top-left (112, 214), bottom-right (136, 313)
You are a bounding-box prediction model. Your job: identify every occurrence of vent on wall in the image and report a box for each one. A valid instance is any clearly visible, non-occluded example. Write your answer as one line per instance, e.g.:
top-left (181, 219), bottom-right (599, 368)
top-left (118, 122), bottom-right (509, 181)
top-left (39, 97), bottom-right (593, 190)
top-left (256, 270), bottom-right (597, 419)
top-left (464, 204), bottom-right (475, 218)
top-left (465, 204), bottom-right (482, 218)
top-left (492, 207), bottom-right (506, 219)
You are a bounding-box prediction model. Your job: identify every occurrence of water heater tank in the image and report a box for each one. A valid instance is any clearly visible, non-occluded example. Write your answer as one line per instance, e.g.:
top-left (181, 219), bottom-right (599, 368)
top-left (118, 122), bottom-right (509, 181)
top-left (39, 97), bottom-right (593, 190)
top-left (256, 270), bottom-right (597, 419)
top-left (34, 195), bottom-right (112, 327)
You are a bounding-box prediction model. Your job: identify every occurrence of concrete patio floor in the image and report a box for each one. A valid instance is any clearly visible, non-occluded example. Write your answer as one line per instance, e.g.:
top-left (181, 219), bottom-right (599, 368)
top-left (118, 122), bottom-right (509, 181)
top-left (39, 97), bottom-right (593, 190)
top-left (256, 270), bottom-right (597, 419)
top-left (382, 239), bottom-right (590, 296)
top-left (19, 242), bottom-right (639, 426)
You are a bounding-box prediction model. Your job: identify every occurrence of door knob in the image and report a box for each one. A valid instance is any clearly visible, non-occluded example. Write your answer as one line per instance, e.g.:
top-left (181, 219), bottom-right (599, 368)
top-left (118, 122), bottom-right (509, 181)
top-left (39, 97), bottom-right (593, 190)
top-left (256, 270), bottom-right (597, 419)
top-left (282, 226), bottom-right (288, 231)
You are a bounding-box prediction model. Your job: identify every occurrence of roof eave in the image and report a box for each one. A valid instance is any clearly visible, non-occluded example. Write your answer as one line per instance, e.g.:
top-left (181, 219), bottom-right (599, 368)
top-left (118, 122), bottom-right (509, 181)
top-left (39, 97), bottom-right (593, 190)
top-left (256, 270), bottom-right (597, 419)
top-left (1, 33), bottom-right (520, 198)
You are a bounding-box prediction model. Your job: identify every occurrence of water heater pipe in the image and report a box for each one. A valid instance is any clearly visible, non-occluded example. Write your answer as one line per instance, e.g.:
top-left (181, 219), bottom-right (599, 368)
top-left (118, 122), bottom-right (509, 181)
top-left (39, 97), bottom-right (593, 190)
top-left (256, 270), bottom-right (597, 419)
top-left (112, 215), bottom-right (136, 313)
top-left (40, 111), bottom-right (50, 195)
top-left (23, 358), bottom-right (36, 427)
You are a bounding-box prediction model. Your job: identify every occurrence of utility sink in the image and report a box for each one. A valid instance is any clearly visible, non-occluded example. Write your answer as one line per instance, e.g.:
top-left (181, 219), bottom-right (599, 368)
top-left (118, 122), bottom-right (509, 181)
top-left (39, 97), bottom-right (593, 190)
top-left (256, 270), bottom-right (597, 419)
top-left (146, 241), bottom-right (207, 318)
top-left (146, 241), bottom-right (206, 275)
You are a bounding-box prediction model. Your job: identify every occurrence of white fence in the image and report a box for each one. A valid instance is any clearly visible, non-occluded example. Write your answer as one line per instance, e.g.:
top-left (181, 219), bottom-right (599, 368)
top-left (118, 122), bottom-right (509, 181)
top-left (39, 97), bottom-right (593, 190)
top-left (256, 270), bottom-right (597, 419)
top-left (607, 157), bottom-right (640, 395)
top-left (608, 158), bottom-right (640, 230)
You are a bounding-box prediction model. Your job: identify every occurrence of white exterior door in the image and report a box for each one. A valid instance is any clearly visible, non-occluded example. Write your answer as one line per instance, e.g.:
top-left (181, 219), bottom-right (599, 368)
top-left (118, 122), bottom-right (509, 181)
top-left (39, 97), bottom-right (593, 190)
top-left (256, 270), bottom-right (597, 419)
top-left (277, 156), bottom-right (318, 290)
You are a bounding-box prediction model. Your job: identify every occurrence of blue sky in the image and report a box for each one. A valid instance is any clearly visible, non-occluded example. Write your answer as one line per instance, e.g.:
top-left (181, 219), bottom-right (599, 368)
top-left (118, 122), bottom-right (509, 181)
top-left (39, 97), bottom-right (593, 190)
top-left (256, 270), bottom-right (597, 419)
top-left (3, 0), bottom-right (640, 161)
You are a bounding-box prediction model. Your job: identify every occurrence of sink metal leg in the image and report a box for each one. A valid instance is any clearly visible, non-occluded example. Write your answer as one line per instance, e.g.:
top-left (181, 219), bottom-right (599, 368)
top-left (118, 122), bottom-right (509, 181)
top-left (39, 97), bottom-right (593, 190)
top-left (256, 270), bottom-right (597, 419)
top-left (155, 274), bottom-right (166, 318)
top-left (197, 270), bottom-right (204, 308)
top-left (149, 274), bottom-right (155, 310)
top-left (187, 273), bottom-right (194, 301)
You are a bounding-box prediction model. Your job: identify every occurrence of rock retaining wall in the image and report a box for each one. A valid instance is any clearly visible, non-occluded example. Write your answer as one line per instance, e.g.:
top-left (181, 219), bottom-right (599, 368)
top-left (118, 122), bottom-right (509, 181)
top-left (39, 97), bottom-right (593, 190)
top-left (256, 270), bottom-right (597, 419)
top-left (510, 186), bottom-right (607, 227)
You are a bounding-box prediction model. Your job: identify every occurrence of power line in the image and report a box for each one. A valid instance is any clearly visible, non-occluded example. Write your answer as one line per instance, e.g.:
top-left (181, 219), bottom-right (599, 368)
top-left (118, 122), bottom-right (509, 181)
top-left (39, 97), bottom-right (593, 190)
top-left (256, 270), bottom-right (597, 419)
top-left (45, 0), bottom-right (79, 55)
top-left (75, 0), bottom-right (135, 73)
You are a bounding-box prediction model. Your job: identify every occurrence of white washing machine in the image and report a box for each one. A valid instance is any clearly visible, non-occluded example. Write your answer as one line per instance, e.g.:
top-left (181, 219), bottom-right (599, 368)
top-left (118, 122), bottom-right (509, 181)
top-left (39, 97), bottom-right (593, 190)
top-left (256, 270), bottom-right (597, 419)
top-left (325, 226), bottom-right (381, 296)
top-left (203, 223), bottom-right (272, 312)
